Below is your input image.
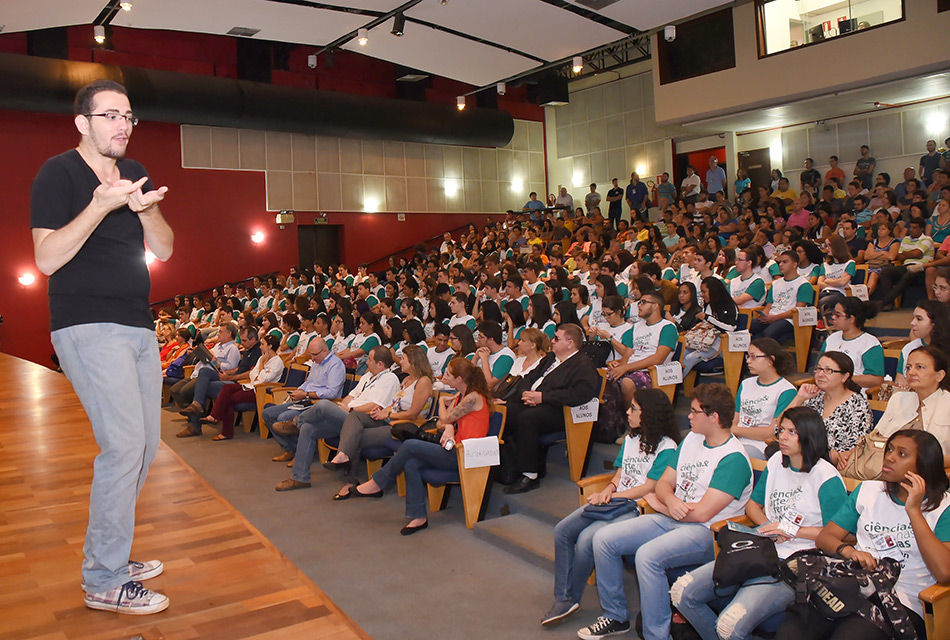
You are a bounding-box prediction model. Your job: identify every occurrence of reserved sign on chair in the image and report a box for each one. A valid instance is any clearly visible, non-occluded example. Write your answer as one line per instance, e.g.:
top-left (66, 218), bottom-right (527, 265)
top-left (655, 362), bottom-right (683, 385)
top-left (463, 436), bottom-right (500, 469)
top-left (797, 307), bottom-right (818, 326)
top-left (570, 398), bottom-right (600, 423)
top-left (727, 331), bottom-right (751, 352)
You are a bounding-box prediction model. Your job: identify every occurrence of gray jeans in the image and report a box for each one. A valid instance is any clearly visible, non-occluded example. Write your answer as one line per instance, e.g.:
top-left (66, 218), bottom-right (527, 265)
top-left (337, 411), bottom-right (399, 484)
top-left (51, 323), bottom-right (161, 593)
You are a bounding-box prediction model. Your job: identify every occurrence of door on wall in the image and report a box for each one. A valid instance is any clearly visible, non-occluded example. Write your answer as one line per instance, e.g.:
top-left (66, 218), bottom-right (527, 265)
top-left (298, 224), bottom-right (342, 270)
top-left (737, 149), bottom-right (771, 195)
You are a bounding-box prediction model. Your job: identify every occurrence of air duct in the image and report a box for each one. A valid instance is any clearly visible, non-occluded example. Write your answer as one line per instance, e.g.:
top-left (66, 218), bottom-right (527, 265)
top-left (0, 52), bottom-right (514, 147)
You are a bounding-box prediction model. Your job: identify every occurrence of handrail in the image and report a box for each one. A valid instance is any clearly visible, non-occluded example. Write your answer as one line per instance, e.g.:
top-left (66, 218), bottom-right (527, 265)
top-left (149, 219), bottom-right (487, 310)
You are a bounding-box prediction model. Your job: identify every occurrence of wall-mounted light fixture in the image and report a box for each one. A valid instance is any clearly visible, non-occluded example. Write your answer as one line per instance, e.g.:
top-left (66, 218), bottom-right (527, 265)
top-left (93, 25), bottom-right (105, 44)
top-left (496, 82), bottom-right (506, 96)
top-left (391, 12), bottom-right (405, 36)
top-left (250, 231), bottom-right (265, 244)
top-left (456, 95), bottom-right (466, 111)
top-left (17, 273), bottom-right (35, 286)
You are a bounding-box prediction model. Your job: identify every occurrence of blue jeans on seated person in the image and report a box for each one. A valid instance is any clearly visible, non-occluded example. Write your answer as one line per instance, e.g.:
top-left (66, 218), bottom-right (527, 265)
top-left (192, 367), bottom-right (223, 406)
top-left (592, 513), bottom-right (714, 640)
top-left (681, 336), bottom-right (722, 378)
top-left (372, 439), bottom-right (457, 520)
top-left (262, 401), bottom-right (305, 450)
top-left (553, 505), bottom-right (639, 605)
top-left (749, 318), bottom-right (793, 344)
top-left (284, 399), bottom-right (349, 483)
top-left (671, 559), bottom-right (793, 640)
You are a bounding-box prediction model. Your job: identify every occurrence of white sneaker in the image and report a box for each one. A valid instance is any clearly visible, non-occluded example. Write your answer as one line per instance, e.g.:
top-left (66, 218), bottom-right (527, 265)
top-left (84, 581), bottom-right (169, 615)
top-left (129, 559), bottom-right (164, 581)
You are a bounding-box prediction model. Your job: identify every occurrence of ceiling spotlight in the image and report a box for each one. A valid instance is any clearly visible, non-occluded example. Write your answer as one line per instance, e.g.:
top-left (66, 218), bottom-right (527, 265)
top-left (440, 0), bottom-right (448, 4)
top-left (572, 56), bottom-right (583, 74)
top-left (119, 1), bottom-right (133, 10)
top-left (496, 82), bottom-right (506, 96)
top-left (457, 95), bottom-right (466, 111)
top-left (391, 12), bottom-right (405, 37)
top-left (357, 28), bottom-right (368, 46)
top-left (250, 231), bottom-right (265, 244)
top-left (17, 273), bottom-right (36, 286)
top-left (93, 25), bottom-right (105, 44)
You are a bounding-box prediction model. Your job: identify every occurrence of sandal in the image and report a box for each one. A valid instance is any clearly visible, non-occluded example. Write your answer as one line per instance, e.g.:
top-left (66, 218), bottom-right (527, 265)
top-left (212, 434), bottom-right (232, 441)
top-left (200, 416), bottom-right (220, 425)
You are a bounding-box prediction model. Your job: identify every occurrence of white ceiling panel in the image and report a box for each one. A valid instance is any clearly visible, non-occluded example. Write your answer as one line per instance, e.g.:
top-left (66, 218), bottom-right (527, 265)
top-left (0, 0), bottom-right (103, 33)
top-left (341, 21), bottom-right (539, 86)
top-left (110, 0), bottom-right (368, 47)
top-left (406, 0), bottom-right (628, 62)
top-left (574, 0), bottom-right (733, 31)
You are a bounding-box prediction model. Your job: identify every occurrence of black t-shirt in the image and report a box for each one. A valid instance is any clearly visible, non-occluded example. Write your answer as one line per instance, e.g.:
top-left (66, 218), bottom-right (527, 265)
top-left (30, 149), bottom-right (154, 332)
top-left (801, 168), bottom-right (821, 188)
top-left (846, 236), bottom-right (868, 257)
top-left (607, 187), bottom-right (624, 215)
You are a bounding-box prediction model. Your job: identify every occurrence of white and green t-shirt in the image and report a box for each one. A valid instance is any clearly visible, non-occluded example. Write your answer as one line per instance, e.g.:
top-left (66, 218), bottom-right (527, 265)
top-left (487, 346), bottom-right (516, 380)
top-left (751, 453), bottom-right (847, 558)
top-left (602, 322), bottom-right (634, 362)
top-left (832, 481), bottom-right (950, 616)
top-left (729, 273), bottom-right (767, 309)
top-left (627, 319), bottom-right (678, 367)
top-left (821, 331), bottom-right (885, 381)
top-left (448, 314), bottom-right (477, 332)
top-left (669, 431), bottom-right (753, 527)
top-left (798, 263), bottom-right (820, 281)
top-left (734, 376), bottom-right (797, 454)
top-left (818, 260), bottom-right (856, 295)
top-left (525, 280), bottom-right (545, 295)
top-left (613, 434), bottom-right (678, 492)
top-left (294, 330), bottom-right (318, 358)
top-left (349, 332), bottom-right (382, 368)
top-left (898, 338), bottom-right (925, 376)
top-left (766, 275), bottom-right (813, 318)
top-left (427, 347), bottom-right (455, 375)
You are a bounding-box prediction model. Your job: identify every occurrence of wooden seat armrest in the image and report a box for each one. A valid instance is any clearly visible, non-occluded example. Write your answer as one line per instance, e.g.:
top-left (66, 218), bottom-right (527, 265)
top-left (792, 377), bottom-right (815, 388)
top-left (919, 583), bottom-right (950, 605)
top-left (865, 385), bottom-right (882, 399)
top-left (577, 472), bottom-right (614, 505)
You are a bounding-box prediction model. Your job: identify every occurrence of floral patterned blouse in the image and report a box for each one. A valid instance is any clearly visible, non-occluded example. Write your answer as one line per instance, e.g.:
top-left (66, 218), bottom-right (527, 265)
top-left (804, 391), bottom-right (874, 451)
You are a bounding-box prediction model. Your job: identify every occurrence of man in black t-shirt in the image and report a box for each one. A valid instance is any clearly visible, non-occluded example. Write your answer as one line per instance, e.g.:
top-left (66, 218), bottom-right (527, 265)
top-left (30, 80), bottom-right (173, 615)
top-left (606, 177), bottom-right (624, 230)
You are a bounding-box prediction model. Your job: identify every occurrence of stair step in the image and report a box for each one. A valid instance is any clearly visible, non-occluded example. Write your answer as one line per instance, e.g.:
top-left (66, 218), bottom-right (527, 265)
top-left (473, 513), bottom-right (556, 573)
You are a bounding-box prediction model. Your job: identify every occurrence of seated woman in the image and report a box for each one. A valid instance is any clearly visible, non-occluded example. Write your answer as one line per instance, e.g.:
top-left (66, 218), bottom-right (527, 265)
top-left (895, 301), bottom-right (950, 387)
top-left (325, 344), bottom-right (434, 491)
top-left (346, 358), bottom-right (491, 535)
top-left (864, 220), bottom-right (900, 295)
top-left (784, 351), bottom-right (874, 466)
top-left (276, 312), bottom-right (301, 359)
top-left (542, 389), bottom-right (680, 627)
top-left (681, 277), bottom-right (738, 378)
top-left (507, 327), bottom-right (549, 379)
top-left (820, 297), bottom-right (885, 390)
top-left (774, 429), bottom-right (950, 640)
top-left (668, 281), bottom-right (701, 332)
top-left (160, 327), bottom-right (192, 369)
top-left (732, 338), bottom-right (798, 459)
top-left (845, 345), bottom-right (950, 472)
top-left (336, 311), bottom-right (383, 374)
top-left (673, 407), bottom-right (847, 640)
top-left (197, 334), bottom-right (285, 441)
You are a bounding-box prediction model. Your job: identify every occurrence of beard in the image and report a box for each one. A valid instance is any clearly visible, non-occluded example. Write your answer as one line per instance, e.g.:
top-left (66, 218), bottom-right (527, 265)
top-left (89, 128), bottom-right (127, 159)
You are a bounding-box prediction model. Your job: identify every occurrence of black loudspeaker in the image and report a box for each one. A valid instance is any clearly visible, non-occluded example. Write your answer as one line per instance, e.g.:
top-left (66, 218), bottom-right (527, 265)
top-left (536, 75), bottom-right (569, 106)
top-left (27, 27), bottom-right (69, 59)
top-left (237, 39), bottom-right (272, 84)
top-left (396, 80), bottom-right (426, 101)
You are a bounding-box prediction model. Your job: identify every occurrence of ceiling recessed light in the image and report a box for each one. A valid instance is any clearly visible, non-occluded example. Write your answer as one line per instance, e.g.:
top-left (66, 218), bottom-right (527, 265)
top-left (226, 26), bottom-right (261, 37)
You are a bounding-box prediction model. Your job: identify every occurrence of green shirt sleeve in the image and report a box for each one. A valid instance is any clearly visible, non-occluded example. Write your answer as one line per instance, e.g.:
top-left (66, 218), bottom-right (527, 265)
top-left (775, 388), bottom-right (797, 416)
top-left (361, 335), bottom-right (381, 351)
top-left (818, 476), bottom-right (849, 524)
top-left (845, 262), bottom-right (856, 277)
top-left (750, 465), bottom-right (770, 505)
top-left (286, 334), bottom-right (299, 349)
top-left (658, 323), bottom-right (678, 350)
top-left (667, 440), bottom-right (682, 469)
top-left (769, 263), bottom-right (781, 278)
top-left (746, 278), bottom-right (766, 301)
top-left (796, 283), bottom-right (814, 304)
top-left (543, 323), bottom-right (556, 339)
top-left (491, 355), bottom-right (515, 380)
top-left (616, 283), bottom-right (628, 298)
top-left (765, 288), bottom-right (774, 304)
top-left (621, 327), bottom-right (634, 348)
top-left (465, 318), bottom-right (477, 331)
top-left (649, 449), bottom-right (677, 480)
top-left (935, 508), bottom-right (950, 541)
top-left (709, 451), bottom-right (752, 499)
top-left (862, 344), bottom-right (885, 376)
top-left (897, 352), bottom-right (905, 375)
top-left (831, 483), bottom-right (862, 533)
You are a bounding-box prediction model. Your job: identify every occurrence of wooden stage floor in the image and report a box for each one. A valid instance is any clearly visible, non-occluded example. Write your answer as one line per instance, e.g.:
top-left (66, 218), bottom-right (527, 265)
top-left (0, 353), bottom-right (370, 640)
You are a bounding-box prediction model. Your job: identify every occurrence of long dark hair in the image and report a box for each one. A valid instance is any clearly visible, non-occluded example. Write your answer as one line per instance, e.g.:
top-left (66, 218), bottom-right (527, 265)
top-left (528, 293), bottom-right (553, 327)
top-left (629, 388), bottom-right (681, 454)
top-left (672, 281), bottom-right (698, 315)
top-left (360, 311), bottom-right (384, 339)
top-left (908, 344), bottom-right (950, 391)
top-left (595, 274), bottom-right (618, 298)
top-left (836, 296), bottom-right (877, 330)
top-left (431, 299), bottom-right (452, 324)
top-left (702, 277), bottom-right (737, 323)
top-left (555, 300), bottom-right (581, 327)
top-left (445, 357), bottom-right (492, 407)
top-left (384, 317), bottom-right (404, 346)
top-left (750, 337), bottom-right (795, 376)
top-left (884, 430), bottom-right (949, 512)
top-left (915, 301), bottom-right (950, 356)
top-left (505, 300), bottom-right (526, 328)
top-left (779, 407), bottom-right (830, 473)
top-left (450, 324), bottom-right (477, 356)
top-left (480, 300), bottom-right (503, 325)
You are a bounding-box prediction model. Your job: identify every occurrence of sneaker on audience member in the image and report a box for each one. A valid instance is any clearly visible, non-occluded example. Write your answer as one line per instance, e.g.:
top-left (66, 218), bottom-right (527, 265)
top-left (542, 600), bottom-right (579, 626)
top-left (84, 580), bottom-right (169, 615)
top-left (129, 559), bottom-right (164, 581)
top-left (577, 616), bottom-right (630, 639)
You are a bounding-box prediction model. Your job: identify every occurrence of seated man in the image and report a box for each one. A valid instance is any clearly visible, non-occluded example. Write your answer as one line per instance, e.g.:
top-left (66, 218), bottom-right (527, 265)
top-left (503, 324), bottom-right (600, 494)
top-left (177, 326), bottom-right (262, 437)
top-left (877, 216), bottom-right (935, 311)
top-left (273, 346), bottom-right (399, 491)
top-left (474, 322), bottom-right (516, 388)
top-left (169, 321), bottom-right (240, 414)
top-left (261, 337), bottom-right (346, 461)
top-left (749, 250), bottom-right (813, 344)
top-left (578, 384), bottom-right (752, 640)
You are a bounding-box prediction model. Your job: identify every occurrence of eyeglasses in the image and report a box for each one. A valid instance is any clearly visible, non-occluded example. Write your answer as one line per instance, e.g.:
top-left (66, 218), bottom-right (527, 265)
top-left (813, 365), bottom-right (843, 375)
top-left (745, 354), bottom-right (768, 361)
top-left (86, 112), bottom-right (139, 126)
top-left (933, 284), bottom-right (950, 293)
top-left (688, 407), bottom-right (709, 416)
top-left (602, 310), bottom-right (615, 318)
top-left (831, 312), bottom-right (847, 319)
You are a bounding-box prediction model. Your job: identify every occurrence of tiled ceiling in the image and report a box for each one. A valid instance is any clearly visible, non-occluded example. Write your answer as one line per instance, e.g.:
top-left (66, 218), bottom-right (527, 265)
top-left (0, 0), bottom-right (733, 87)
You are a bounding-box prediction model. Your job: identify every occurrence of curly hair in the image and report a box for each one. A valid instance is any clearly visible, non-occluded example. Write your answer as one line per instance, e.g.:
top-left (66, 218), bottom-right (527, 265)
top-left (629, 388), bottom-right (681, 454)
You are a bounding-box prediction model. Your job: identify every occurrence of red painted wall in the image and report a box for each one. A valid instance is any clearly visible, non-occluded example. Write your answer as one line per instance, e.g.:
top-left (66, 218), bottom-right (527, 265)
top-left (0, 109), bottom-right (504, 367)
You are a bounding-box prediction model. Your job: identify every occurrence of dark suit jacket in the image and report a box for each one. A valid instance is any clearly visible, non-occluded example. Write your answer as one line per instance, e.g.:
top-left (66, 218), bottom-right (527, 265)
top-left (517, 350), bottom-right (600, 408)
